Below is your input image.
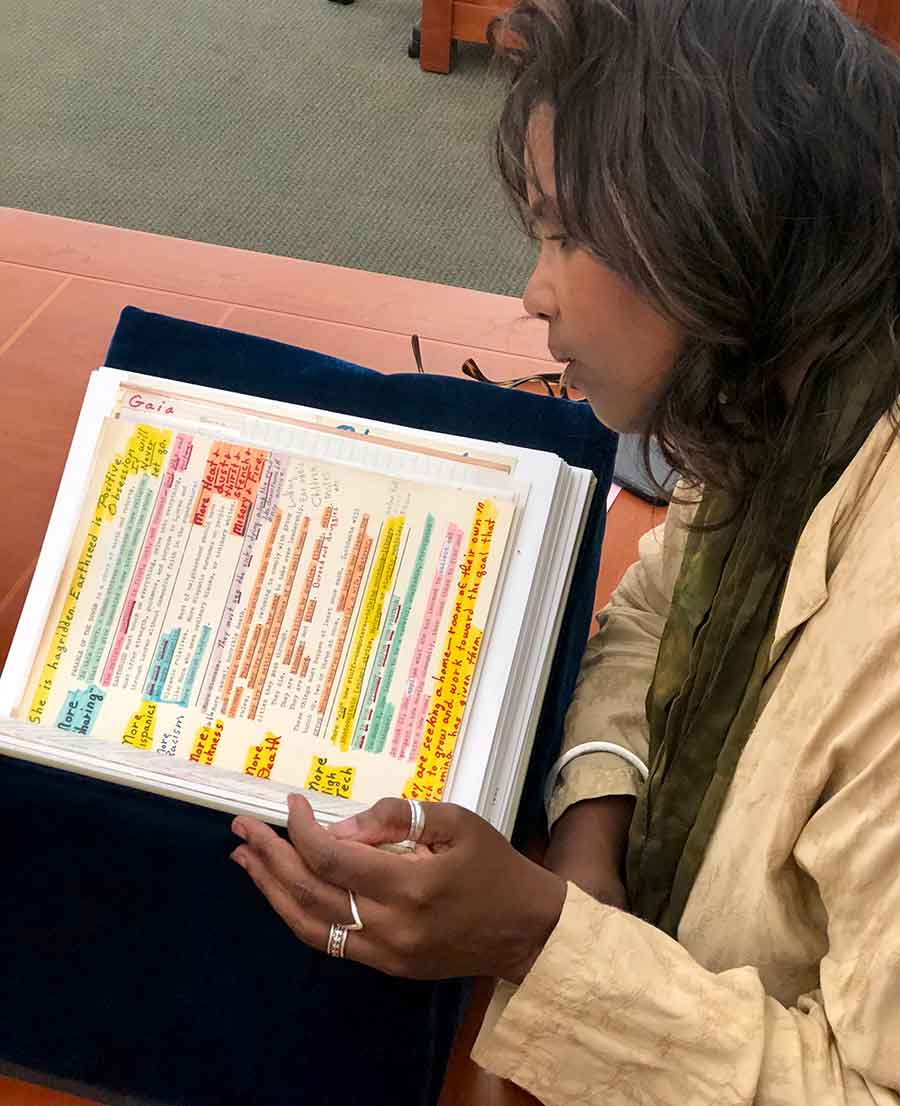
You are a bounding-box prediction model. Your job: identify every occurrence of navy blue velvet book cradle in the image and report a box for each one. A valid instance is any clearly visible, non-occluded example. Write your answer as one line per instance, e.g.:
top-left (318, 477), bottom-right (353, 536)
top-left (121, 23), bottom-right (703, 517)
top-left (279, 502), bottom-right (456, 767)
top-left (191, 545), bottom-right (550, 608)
top-left (0, 307), bottom-right (617, 1106)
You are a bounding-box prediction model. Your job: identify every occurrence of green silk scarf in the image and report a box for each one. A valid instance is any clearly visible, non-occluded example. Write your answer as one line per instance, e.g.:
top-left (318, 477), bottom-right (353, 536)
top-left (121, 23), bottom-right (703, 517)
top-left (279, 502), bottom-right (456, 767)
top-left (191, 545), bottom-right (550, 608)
top-left (626, 337), bottom-right (897, 936)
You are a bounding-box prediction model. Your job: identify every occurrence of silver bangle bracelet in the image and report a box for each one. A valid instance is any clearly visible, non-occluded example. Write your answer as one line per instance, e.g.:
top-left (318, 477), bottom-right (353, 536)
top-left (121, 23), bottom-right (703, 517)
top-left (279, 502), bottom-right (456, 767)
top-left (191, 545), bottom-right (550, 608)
top-left (544, 741), bottom-right (649, 820)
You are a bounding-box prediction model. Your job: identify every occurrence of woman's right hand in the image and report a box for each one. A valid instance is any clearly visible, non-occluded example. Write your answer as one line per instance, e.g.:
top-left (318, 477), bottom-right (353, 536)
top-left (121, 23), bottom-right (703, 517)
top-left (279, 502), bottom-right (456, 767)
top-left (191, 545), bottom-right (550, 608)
top-left (543, 794), bottom-right (635, 910)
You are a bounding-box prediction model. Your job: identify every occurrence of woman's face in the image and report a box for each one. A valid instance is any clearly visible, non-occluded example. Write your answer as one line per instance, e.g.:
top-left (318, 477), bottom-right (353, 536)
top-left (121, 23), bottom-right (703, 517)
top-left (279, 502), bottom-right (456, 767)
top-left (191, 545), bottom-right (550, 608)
top-left (522, 107), bottom-right (684, 433)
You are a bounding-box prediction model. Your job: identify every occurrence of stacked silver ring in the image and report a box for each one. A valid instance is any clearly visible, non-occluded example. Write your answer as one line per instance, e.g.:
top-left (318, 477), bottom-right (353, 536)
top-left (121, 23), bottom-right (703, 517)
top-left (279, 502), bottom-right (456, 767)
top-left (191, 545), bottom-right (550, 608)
top-left (327, 889), bottom-right (365, 958)
top-left (347, 889), bottom-right (364, 931)
top-left (327, 923), bottom-right (348, 958)
top-left (326, 808), bottom-right (423, 960)
top-left (407, 797), bottom-right (425, 844)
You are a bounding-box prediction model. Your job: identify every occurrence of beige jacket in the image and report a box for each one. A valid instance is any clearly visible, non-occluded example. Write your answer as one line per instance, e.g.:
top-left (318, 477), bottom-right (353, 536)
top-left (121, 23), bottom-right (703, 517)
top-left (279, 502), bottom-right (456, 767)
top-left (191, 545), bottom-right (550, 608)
top-left (473, 412), bottom-right (900, 1104)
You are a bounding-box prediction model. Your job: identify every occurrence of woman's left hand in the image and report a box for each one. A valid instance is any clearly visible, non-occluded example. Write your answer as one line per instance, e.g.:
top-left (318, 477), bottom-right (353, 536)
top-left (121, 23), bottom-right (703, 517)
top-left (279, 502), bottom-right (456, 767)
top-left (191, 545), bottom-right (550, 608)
top-left (231, 795), bottom-right (566, 983)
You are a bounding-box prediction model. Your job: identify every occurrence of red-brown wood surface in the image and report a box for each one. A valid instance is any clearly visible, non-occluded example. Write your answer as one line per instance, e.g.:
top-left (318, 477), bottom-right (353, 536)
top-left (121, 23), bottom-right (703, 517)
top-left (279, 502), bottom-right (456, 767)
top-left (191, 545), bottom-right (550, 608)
top-left (855, 0), bottom-right (900, 43)
top-left (0, 1077), bottom-right (101, 1106)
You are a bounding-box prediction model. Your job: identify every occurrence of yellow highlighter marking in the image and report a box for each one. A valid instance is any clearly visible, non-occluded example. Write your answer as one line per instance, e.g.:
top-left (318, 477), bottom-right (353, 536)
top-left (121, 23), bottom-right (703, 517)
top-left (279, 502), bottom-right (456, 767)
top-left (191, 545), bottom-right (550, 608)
top-left (404, 499), bottom-right (497, 803)
top-left (243, 732), bottom-right (281, 778)
top-left (305, 755), bottom-right (356, 800)
top-left (190, 719), bottom-right (224, 766)
top-left (122, 700), bottom-right (158, 750)
top-left (329, 516), bottom-right (404, 751)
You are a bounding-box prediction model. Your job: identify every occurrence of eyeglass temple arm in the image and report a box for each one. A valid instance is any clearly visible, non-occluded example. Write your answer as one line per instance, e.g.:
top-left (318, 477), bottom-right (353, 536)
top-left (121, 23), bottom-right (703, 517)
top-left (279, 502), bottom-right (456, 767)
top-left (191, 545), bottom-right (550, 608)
top-left (411, 335), bottom-right (567, 398)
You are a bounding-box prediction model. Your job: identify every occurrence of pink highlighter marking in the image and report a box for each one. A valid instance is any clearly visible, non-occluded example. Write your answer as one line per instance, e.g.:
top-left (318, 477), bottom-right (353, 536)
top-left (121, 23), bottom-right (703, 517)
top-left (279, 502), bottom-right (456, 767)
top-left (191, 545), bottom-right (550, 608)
top-left (391, 524), bottom-right (462, 760)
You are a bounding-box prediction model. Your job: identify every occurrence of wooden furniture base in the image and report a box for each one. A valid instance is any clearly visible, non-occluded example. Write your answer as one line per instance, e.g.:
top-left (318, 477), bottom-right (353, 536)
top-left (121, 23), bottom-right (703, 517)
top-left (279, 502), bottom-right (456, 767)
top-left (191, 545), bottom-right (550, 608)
top-left (419, 0), bottom-right (511, 73)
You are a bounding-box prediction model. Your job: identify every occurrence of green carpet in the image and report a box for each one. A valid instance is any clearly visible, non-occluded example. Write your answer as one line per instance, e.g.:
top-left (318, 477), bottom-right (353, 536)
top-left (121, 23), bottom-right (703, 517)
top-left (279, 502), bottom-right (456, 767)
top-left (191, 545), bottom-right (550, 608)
top-left (0, 0), bottom-right (535, 295)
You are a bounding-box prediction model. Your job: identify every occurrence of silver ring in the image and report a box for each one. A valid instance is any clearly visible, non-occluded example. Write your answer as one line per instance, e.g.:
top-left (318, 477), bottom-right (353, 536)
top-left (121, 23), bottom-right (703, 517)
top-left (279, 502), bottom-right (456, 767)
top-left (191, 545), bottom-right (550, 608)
top-left (407, 798), bottom-right (425, 844)
top-left (347, 889), bottom-right (364, 932)
top-left (327, 922), bottom-right (349, 959)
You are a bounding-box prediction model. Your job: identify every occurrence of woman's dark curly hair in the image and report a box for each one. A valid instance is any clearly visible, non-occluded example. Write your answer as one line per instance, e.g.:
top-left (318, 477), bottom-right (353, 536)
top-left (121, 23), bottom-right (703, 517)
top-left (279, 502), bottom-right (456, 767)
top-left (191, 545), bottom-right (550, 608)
top-left (489, 0), bottom-right (900, 498)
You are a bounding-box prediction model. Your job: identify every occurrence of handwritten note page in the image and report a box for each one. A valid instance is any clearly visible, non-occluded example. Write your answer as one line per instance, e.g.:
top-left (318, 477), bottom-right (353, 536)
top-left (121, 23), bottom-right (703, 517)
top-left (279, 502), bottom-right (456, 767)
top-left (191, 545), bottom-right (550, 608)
top-left (114, 384), bottom-right (516, 475)
top-left (18, 415), bottom-right (516, 807)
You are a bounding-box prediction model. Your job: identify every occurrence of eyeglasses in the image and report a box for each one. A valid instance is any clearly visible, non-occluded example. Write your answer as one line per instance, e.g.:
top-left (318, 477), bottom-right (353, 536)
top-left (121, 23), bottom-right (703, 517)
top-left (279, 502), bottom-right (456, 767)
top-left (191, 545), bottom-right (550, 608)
top-left (410, 334), bottom-right (587, 402)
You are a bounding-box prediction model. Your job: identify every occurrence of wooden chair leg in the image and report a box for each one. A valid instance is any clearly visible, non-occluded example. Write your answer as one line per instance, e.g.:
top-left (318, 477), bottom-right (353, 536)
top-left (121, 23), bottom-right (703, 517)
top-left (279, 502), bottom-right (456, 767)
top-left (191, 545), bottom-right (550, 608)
top-left (420, 0), bottom-right (454, 72)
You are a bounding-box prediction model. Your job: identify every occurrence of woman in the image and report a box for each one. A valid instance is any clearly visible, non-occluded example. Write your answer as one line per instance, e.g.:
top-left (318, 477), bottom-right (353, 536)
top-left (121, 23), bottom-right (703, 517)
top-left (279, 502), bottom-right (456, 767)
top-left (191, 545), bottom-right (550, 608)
top-left (229, 0), bottom-right (900, 1101)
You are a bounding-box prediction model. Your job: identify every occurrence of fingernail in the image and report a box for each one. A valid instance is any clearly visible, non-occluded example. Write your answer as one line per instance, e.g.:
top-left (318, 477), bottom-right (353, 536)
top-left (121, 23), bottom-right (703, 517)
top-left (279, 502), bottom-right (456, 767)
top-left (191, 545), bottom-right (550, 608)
top-left (231, 848), bottom-right (248, 869)
top-left (232, 819), bottom-right (248, 840)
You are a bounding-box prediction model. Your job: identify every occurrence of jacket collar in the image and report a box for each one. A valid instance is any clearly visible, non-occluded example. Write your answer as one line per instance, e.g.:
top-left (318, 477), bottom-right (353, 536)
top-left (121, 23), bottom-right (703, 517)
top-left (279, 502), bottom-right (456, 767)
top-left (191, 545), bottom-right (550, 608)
top-left (769, 412), bottom-right (898, 668)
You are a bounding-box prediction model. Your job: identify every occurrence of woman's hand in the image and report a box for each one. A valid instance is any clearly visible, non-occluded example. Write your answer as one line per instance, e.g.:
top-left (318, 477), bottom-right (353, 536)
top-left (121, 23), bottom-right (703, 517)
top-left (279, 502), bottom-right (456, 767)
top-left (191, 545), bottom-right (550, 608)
top-left (543, 795), bottom-right (634, 909)
top-left (230, 795), bottom-right (567, 983)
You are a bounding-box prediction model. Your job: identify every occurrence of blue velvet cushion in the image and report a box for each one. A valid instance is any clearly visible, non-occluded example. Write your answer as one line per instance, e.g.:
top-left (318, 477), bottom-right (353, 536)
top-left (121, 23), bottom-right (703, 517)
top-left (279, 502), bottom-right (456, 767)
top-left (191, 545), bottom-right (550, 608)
top-left (0, 307), bottom-right (616, 1106)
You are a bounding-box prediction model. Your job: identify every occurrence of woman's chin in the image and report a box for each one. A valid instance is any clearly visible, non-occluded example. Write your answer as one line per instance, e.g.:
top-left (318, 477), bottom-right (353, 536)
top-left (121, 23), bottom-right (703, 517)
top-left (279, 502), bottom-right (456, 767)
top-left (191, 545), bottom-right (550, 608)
top-left (585, 394), bottom-right (653, 435)
top-left (586, 399), bottom-right (632, 434)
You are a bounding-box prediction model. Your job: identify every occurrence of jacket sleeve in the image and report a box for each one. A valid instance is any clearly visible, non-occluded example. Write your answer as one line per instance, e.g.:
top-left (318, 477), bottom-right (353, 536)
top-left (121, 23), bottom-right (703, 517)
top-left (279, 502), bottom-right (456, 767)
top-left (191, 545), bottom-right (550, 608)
top-left (547, 503), bottom-right (688, 826)
top-left (474, 621), bottom-right (900, 1105)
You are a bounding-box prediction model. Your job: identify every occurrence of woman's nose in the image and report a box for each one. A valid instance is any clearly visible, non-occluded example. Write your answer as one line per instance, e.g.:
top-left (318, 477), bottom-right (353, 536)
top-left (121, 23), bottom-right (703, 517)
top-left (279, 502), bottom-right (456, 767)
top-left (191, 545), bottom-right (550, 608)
top-left (522, 259), bottom-right (556, 322)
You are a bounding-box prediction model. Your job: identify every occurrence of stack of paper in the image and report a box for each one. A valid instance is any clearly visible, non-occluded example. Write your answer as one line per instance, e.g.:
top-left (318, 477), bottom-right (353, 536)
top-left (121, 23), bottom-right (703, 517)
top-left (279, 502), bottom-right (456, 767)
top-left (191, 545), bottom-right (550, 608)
top-left (0, 369), bottom-right (594, 836)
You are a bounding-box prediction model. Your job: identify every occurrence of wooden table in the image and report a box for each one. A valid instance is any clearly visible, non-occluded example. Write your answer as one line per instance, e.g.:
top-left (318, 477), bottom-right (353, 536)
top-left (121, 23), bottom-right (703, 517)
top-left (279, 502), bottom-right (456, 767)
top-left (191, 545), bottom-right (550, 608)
top-left (0, 207), bottom-right (660, 1106)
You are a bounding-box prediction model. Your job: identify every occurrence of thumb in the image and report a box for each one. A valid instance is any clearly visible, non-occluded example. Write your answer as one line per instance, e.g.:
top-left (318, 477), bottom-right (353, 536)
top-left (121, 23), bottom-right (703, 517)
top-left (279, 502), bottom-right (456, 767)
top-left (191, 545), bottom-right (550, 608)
top-left (329, 797), bottom-right (418, 845)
